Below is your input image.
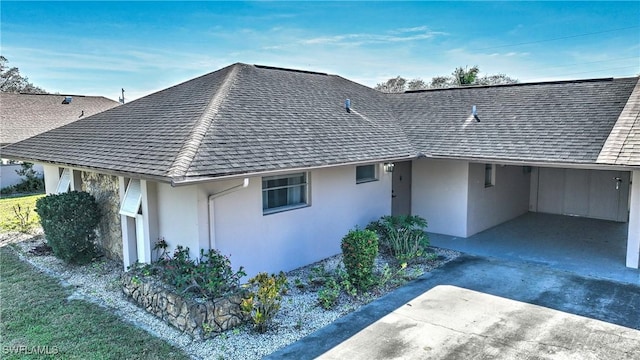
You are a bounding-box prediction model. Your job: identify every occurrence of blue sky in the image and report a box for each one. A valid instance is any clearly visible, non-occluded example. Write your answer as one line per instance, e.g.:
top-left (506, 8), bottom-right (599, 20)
top-left (2, 1), bottom-right (639, 101)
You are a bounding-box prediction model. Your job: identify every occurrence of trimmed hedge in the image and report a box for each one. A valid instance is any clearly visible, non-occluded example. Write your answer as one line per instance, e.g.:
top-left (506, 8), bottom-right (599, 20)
top-left (35, 191), bottom-right (101, 264)
top-left (341, 228), bottom-right (379, 290)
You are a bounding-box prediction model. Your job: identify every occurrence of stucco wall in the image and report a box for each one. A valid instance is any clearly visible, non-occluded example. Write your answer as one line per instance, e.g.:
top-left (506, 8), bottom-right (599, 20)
top-left (466, 164), bottom-right (531, 236)
top-left (156, 183), bottom-right (200, 260)
top-left (152, 164), bottom-right (391, 278)
top-left (411, 159), bottom-right (469, 237)
top-left (81, 171), bottom-right (123, 260)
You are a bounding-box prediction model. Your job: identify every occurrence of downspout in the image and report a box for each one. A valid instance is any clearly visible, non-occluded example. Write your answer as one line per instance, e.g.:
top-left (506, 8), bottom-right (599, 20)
top-left (208, 178), bottom-right (250, 250)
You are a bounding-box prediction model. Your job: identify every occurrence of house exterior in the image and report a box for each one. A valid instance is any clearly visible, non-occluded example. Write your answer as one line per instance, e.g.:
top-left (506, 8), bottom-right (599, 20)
top-left (1, 93), bottom-right (119, 187)
top-left (2, 63), bottom-right (639, 276)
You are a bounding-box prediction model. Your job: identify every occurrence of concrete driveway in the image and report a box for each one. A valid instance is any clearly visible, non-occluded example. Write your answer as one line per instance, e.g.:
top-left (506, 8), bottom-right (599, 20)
top-left (266, 255), bottom-right (640, 359)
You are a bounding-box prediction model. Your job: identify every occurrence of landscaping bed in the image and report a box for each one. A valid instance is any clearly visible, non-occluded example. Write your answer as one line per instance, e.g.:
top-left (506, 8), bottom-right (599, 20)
top-left (5, 232), bottom-right (459, 360)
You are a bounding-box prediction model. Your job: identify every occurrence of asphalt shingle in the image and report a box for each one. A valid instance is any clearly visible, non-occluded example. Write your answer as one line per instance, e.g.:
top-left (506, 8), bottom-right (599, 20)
top-left (1, 63), bottom-right (638, 184)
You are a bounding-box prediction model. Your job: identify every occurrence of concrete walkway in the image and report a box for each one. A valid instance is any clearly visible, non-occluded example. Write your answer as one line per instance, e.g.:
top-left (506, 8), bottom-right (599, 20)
top-left (429, 212), bottom-right (640, 285)
top-left (266, 255), bottom-right (640, 359)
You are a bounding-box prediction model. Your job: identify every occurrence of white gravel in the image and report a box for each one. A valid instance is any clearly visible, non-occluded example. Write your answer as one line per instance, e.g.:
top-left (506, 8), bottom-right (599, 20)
top-left (2, 232), bottom-right (459, 360)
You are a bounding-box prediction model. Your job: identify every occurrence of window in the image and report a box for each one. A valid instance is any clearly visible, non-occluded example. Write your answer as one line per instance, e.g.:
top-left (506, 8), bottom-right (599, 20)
top-left (356, 164), bottom-right (378, 183)
top-left (55, 168), bottom-right (71, 194)
top-left (484, 164), bottom-right (495, 188)
top-left (119, 179), bottom-right (142, 217)
top-left (262, 173), bottom-right (308, 213)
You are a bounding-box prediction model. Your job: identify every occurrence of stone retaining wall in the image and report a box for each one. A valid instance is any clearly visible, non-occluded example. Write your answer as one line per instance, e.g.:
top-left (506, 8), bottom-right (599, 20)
top-left (121, 273), bottom-right (247, 339)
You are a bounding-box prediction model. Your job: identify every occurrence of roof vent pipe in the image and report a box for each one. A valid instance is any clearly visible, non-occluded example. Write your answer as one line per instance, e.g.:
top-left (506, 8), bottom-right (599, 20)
top-left (472, 105), bottom-right (480, 122)
top-left (345, 99), bottom-right (351, 113)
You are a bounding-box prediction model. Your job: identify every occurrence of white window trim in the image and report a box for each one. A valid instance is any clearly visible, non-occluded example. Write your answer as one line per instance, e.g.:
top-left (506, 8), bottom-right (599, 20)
top-left (356, 164), bottom-right (379, 184)
top-left (262, 172), bottom-right (309, 215)
top-left (55, 168), bottom-right (72, 194)
top-left (119, 179), bottom-right (142, 217)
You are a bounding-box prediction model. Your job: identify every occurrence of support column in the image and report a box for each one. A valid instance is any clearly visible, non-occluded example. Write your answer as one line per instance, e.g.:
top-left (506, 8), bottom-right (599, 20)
top-left (140, 180), bottom-right (159, 262)
top-left (627, 170), bottom-right (640, 269)
top-left (119, 177), bottom-right (137, 270)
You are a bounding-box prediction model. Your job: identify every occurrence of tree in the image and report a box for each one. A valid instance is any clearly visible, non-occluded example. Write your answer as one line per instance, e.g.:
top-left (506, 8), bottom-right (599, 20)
top-left (452, 66), bottom-right (480, 86)
top-left (374, 66), bottom-right (518, 93)
top-left (0, 56), bottom-right (47, 94)
top-left (374, 76), bottom-right (408, 93)
top-left (407, 78), bottom-right (427, 91)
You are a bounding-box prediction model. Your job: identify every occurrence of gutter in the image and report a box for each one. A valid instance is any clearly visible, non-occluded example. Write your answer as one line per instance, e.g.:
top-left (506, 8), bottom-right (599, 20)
top-left (421, 154), bottom-right (640, 171)
top-left (169, 155), bottom-right (416, 186)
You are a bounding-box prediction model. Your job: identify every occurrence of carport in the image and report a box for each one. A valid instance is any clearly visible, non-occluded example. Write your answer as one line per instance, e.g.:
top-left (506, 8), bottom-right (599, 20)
top-left (429, 211), bottom-right (640, 284)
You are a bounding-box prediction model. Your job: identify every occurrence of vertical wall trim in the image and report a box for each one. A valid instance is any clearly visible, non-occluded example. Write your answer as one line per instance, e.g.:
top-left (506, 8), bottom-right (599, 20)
top-left (626, 170), bottom-right (640, 268)
top-left (119, 177), bottom-right (137, 270)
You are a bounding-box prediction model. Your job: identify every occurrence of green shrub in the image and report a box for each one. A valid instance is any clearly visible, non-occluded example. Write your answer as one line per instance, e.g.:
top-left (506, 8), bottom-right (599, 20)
top-left (1, 163), bottom-right (45, 195)
top-left (367, 215), bottom-right (429, 263)
top-left (341, 228), bottom-right (378, 290)
top-left (136, 241), bottom-right (246, 300)
top-left (35, 191), bottom-right (101, 264)
top-left (241, 272), bottom-right (288, 333)
top-left (317, 278), bottom-right (341, 310)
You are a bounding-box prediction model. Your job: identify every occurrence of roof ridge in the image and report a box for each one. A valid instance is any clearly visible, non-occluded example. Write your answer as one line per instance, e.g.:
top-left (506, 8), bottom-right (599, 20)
top-left (597, 78), bottom-right (640, 165)
top-left (402, 76), bottom-right (625, 94)
top-left (167, 64), bottom-right (241, 180)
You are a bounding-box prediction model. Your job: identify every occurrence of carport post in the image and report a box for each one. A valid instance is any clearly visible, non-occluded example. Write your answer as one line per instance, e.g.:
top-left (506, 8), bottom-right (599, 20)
top-left (627, 170), bottom-right (640, 268)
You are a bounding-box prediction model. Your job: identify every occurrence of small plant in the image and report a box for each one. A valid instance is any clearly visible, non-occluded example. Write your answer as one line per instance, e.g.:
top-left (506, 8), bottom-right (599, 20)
top-left (144, 245), bottom-right (246, 300)
top-left (202, 323), bottom-right (215, 338)
top-left (12, 204), bottom-right (32, 233)
top-left (378, 262), bottom-right (409, 288)
top-left (241, 272), bottom-right (288, 333)
top-left (35, 191), bottom-right (101, 264)
top-left (317, 278), bottom-right (341, 310)
top-left (367, 215), bottom-right (430, 263)
top-left (341, 228), bottom-right (379, 290)
top-left (293, 278), bottom-right (305, 289)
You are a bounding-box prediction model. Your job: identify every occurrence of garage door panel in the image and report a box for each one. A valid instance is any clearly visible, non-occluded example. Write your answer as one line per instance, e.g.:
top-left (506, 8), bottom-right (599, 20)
top-left (537, 168), bottom-right (629, 222)
top-left (564, 169), bottom-right (590, 217)
top-left (537, 168), bottom-right (564, 214)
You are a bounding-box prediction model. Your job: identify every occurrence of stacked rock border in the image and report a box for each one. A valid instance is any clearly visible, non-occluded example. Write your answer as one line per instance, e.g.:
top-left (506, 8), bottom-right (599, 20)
top-left (121, 272), bottom-right (247, 339)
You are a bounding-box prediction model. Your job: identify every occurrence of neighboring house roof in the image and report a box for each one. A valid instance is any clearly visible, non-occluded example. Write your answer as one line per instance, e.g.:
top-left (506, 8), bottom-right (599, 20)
top-left (2, 63), bottom-right (639, 185)
top-left (391, 77), bottom-right (639, 165)
top-left (0, 93), bottom-right (119, 146)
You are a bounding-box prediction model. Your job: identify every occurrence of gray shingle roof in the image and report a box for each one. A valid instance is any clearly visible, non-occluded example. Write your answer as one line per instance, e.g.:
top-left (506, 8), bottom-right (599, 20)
top-left (597, 79), bottom-right (640, 166)
top-left (1, 63), bottom-right (638, 184)
top-left (0, 93), bottom-right (119, 146)
top-left (391, 77), bottom-right (638, 164)
top-left (2, 63), bottom-right (413, 182)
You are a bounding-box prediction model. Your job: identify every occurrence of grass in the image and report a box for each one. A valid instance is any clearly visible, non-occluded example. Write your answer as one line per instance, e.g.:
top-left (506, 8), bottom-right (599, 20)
top-left (0, 246), bottom-right (191, 360)
top-left (0, 194), bottom-right (44, 233)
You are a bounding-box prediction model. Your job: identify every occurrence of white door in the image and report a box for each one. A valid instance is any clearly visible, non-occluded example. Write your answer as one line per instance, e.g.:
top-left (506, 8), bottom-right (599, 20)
top-left (536, 168), bottom-right (629, 222)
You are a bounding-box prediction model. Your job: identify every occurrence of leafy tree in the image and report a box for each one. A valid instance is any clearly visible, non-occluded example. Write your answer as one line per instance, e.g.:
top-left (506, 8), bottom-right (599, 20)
top-left (374, 66), bottom-right (518, 93)
top-left (0, 56), bottom-right (47, 94)
top-left (428, 76), bottom-right (451, 89)
top-left (407, 78), bottom-right (427, 91)
top-left (452, 65), bottom-right (480, 86)
top-left (374, 76), bottom-right (408, 93)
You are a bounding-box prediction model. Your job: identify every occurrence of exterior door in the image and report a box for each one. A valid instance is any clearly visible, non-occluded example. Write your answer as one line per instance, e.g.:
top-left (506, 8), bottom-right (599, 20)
top-left (536, 168), bottom-right (629, 222)
top-left (392, 161), bottom-right (412, 216)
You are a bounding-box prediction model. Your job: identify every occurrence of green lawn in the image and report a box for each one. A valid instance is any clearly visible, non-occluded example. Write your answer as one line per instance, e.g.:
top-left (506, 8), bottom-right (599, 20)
top-left (0, 194), bottom-right (44, 233)
top-left (0, 246), bottom-right (190, 360)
